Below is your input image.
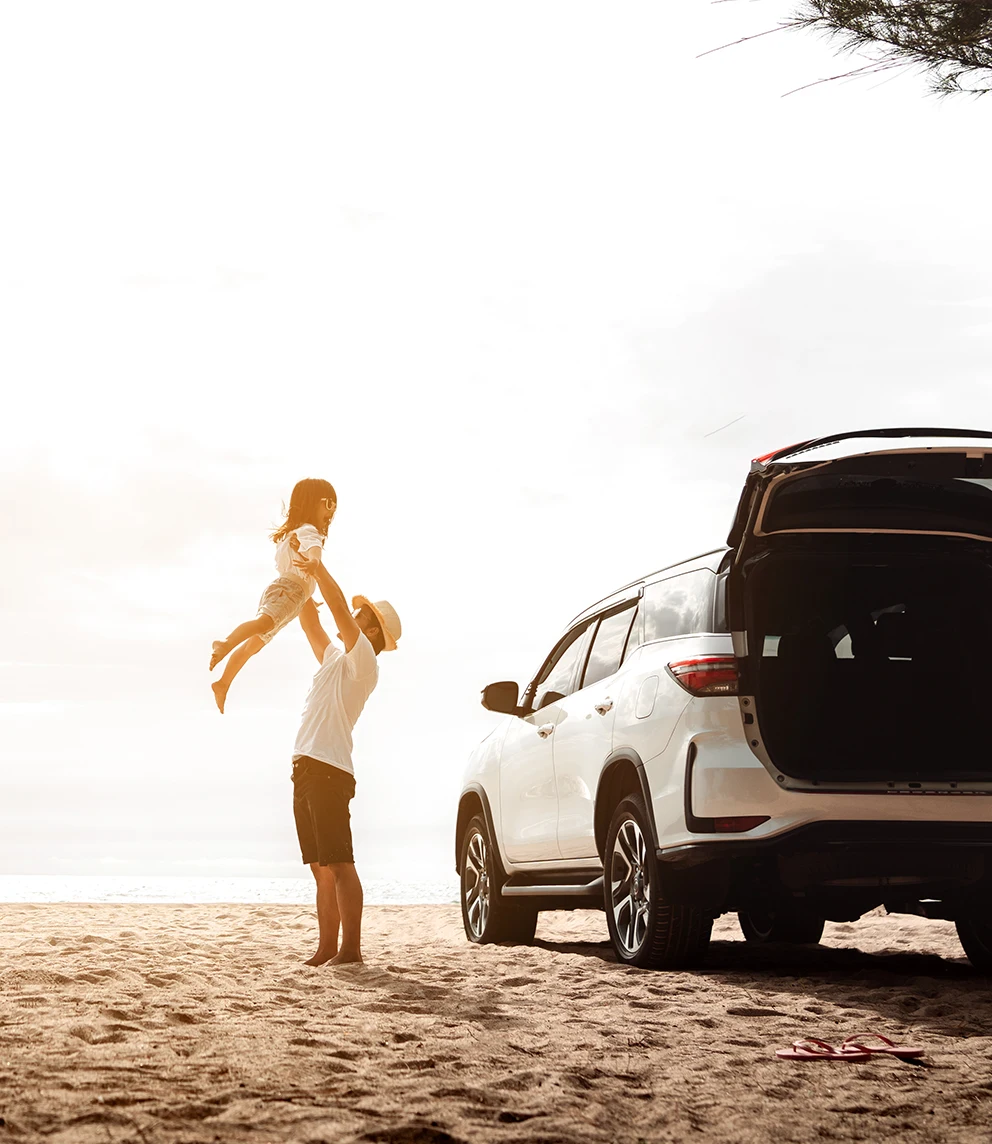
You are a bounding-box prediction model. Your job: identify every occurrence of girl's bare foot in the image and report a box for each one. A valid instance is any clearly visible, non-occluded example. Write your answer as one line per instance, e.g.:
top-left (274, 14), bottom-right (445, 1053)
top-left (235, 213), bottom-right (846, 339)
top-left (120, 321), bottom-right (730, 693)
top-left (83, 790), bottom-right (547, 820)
top-left (304, 948), bottom-right (337, 967)
top-left (211, 681), bottom-right (229, 714)
top-left (209, 640), bottom-right (230, 670)
top-left (327, 950), bottom-right (363, 966)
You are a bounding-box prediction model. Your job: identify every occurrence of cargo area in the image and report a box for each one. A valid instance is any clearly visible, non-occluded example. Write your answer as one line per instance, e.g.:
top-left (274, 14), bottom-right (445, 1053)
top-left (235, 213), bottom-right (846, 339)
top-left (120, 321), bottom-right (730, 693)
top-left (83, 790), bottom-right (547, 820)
top-left (743, 539), bottom-right (992, 783)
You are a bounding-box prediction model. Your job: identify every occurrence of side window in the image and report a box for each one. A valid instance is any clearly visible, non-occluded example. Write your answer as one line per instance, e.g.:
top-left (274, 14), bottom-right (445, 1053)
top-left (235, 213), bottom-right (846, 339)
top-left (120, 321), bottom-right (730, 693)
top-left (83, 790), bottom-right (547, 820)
top-left (622, 604), bottom-right (642, 662)
top-left (581, 605), bottom-right (637, 690)
top-left (641, 570), bottom-right (715, 643)
top-left (530, 623), bottom-right (594, 712)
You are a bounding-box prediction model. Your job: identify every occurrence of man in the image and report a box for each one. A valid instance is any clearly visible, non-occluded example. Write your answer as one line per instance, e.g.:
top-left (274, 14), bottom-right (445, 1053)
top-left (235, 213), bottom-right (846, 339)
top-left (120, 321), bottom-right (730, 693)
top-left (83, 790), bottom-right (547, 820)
top-left (291, 556), bottom-right (401, 966)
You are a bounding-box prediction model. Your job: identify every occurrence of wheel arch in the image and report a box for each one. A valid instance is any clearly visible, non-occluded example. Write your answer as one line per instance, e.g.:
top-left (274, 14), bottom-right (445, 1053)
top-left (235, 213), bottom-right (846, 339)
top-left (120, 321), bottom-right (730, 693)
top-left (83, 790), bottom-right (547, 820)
top-left (594, 749), bottom-right (660, 860)
top-left (455, 784), bottom-right (506, 879)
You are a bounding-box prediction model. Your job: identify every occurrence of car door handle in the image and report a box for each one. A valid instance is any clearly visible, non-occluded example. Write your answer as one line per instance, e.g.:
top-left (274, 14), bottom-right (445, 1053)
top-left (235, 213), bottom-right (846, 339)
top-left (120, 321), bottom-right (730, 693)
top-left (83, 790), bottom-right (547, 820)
top-left (594, 698), bottom-right (613, 716)
top-left (537, 723), bottom-right (556, 739)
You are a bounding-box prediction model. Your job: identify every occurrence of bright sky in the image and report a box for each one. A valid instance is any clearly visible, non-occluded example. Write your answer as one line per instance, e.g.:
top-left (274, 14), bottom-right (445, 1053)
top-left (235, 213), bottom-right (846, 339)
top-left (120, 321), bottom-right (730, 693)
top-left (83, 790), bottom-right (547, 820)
top-left (2, 1), bottom-right (991, 883)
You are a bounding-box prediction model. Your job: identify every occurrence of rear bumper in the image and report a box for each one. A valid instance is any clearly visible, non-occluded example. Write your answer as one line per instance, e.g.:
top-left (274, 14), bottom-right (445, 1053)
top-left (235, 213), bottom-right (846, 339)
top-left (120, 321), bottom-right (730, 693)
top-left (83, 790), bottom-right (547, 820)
top-left (658, 818), bottom-right (992, 869)
top-left (650, 719), bottom-right (992, 854)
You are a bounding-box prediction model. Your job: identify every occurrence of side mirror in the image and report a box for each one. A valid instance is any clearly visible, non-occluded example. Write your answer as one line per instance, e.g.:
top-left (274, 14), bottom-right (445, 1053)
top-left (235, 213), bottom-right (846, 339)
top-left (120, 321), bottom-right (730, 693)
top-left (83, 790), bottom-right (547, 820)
top-left (481, 681), bottom-right (519, 714)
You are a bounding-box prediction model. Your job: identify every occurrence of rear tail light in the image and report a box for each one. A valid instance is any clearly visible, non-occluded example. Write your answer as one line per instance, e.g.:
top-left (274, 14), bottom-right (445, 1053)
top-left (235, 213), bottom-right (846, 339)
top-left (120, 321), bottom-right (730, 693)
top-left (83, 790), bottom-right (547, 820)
top-left (667, 656), bottom-right (738, 696)
top-left (713, 815), bottom-right (769, 833)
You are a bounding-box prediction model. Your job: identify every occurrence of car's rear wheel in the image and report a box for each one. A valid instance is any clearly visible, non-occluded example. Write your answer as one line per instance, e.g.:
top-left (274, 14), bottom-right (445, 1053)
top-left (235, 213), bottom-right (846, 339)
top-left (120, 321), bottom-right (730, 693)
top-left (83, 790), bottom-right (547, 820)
top-left (955, 912), bottom-right (992, 972)
top-left (738, 901), bottom-right (825, 945)
top-left (604, 795), bottom-right (712, 969)
top-left (460, 815), bottom-right (538, 945)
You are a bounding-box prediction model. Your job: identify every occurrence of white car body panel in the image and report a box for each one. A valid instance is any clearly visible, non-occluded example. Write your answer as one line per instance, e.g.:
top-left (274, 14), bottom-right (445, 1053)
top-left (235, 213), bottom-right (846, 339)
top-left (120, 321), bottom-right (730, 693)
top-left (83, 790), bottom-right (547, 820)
top-left (497, 703), bottom-right (563, 862)
top-left (552, 673), bottom-right (617, 859)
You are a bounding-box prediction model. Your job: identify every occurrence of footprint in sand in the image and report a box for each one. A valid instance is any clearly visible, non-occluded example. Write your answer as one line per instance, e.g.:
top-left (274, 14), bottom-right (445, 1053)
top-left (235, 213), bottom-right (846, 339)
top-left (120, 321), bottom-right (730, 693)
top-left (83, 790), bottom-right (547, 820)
top-left (496, 1109), bottom-right (547, 1123)
top-left (99, 1007), bottom-right (141, 1021)
top-left (165, 1010), bottom-right (203, 1025)
top-left (493, 1070), bottom-right (544, 1092)
top-left (2, 969), bottom-right (71, 987)
top-left (357, 1125), bottom-right (464, 1143)
top-left (144, 973), bottom-right (183, 988)
top-left (68, 1024), bottom-right (127, 1045)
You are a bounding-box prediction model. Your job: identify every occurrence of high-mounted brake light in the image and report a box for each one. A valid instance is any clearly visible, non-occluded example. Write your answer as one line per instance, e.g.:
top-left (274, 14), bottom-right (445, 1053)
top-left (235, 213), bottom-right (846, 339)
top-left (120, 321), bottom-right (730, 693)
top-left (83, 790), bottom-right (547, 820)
top-left (752, 441), bottom-right (810, 465)
top-left (667, 656), bottom-right (738, 696)
top-left (714, 816), bottom-right (770, 833)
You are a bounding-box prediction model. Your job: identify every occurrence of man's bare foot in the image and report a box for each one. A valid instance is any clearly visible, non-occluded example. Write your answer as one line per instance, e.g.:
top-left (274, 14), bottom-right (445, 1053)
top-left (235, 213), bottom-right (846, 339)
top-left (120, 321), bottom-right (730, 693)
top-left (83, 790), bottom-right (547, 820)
top-left (326, 950), bottom-right (363, 966)
top-left (304, 948), bottom-right (337, 967)
top-left (209, 640), bottom-right (230, 670)
top-left (211, 681), bottom-right (228, 714)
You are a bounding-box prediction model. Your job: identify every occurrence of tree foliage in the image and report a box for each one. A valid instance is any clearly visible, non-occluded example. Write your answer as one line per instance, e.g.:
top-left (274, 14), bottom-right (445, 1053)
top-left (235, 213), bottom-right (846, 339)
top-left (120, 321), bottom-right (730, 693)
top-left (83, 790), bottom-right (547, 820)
top-left (787, 1), bottom-right (992, 95)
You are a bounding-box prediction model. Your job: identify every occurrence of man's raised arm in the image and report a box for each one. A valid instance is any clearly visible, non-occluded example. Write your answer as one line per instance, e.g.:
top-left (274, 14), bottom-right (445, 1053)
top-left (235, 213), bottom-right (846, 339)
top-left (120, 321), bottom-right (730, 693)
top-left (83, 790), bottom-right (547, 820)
top-left (298, 598), bottom-right (331, 664)
top-left (309, 561), bottom-right (362, 653)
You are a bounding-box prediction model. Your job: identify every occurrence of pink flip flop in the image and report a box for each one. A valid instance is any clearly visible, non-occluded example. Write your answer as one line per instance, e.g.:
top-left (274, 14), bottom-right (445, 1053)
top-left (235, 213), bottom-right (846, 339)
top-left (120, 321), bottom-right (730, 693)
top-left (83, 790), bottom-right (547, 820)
top-left (841, 1033), bottom-right (926, 1060)
top-left (776, 1038), bottom-right (872, 1061)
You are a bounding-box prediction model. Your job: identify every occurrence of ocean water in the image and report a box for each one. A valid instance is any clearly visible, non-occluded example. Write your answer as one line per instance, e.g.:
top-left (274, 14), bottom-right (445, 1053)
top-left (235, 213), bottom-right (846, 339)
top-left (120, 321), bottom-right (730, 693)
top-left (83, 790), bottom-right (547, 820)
top-left (0, 875), bottom-right (459, 905)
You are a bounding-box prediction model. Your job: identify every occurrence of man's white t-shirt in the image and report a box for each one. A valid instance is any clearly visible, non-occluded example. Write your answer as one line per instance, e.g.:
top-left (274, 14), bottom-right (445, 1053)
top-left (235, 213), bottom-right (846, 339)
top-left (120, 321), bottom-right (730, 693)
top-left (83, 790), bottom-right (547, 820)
top-left (293, 632), bottom-right (379, 776)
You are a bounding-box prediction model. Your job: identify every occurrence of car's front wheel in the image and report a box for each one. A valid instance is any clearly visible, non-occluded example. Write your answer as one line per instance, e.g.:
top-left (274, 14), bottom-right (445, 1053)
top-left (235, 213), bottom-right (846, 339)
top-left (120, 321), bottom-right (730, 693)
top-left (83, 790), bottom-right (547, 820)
top-left (604, 795), bottom-right (712, 969)
top-left (460, 815), bottom-right (538, 945)
top-left (955, 911), bottom-right (992, 972)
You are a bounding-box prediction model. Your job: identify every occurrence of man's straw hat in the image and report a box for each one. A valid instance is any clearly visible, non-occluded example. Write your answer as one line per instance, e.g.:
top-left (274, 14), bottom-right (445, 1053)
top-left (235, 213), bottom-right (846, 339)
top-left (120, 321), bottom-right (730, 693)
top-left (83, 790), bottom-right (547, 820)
top-left (352, 596), bottom-right (401, 652)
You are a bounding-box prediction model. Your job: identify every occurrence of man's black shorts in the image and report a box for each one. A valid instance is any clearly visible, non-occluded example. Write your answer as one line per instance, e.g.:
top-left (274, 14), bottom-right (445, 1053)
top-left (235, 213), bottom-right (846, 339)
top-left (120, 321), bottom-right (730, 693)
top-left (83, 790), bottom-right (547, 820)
top-left (292, 756), bottom-right (356, 866)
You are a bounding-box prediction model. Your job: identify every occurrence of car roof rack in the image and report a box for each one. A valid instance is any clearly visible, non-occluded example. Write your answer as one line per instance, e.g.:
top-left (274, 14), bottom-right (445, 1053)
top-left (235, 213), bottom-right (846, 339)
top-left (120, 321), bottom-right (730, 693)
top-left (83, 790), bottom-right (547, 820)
top-left (757, 426), bottom-right (992, 467)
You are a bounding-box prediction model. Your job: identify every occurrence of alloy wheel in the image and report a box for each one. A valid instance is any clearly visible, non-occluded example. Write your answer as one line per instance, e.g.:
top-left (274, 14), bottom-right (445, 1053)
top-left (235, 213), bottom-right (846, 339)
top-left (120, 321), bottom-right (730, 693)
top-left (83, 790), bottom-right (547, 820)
top-left (463, 830), bottom-right (491, 939)
top-left (610, 817), bottom-right (651, 955)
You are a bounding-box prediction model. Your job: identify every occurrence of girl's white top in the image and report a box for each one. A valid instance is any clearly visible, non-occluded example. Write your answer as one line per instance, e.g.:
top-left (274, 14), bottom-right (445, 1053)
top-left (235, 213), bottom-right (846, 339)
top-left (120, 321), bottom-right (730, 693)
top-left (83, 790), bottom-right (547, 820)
top-left (274, 524), bottom-right (324, 589)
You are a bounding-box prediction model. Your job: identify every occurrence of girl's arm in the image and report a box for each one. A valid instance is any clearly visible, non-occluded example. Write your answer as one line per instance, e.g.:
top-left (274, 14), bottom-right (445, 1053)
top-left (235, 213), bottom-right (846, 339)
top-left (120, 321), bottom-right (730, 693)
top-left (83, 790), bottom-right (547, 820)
top-left (296, 546), bottom-right (322, 576)
top-left (290, 528), bottom-right (324, 576)
top-left (298, 599), bottom-right (331, 664)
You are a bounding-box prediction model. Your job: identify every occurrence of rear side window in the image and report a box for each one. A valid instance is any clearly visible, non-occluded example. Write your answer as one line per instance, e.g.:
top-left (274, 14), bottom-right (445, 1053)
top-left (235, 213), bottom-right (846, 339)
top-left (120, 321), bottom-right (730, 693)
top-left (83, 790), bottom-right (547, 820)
top-left (581, 605), bottom-right (637, 689)
top-left (623, 605), bottom-right (642, 662)
top-left (641, 570), bottom-right (715, 643)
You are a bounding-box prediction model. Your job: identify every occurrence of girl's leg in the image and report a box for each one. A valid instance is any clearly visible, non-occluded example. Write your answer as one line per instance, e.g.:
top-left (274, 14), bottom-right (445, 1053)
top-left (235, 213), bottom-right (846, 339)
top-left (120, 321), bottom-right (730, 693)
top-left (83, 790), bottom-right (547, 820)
top-left (210, 615), bottom-right (275, 670)
top-left (211, 634), bottom-right (265, 713)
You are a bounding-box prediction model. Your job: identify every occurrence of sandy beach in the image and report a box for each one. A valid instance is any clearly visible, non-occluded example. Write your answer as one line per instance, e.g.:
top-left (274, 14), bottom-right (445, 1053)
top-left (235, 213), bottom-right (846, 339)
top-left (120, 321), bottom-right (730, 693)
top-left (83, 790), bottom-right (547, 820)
top-left (1, 903), bottom-right (991, 1143)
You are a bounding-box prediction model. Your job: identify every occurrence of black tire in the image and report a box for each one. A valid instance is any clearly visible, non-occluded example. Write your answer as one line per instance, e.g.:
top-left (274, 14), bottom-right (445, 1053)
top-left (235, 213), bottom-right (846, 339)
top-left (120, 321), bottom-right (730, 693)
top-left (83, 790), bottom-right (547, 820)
top-left (738, 902), bottom-right (825, 945)
top-left (604, 795), bottom-right (712, 969)
top-left (956, 912), bottom-right (992, 972)
top-left (459, 815), bottom-right (538, 945)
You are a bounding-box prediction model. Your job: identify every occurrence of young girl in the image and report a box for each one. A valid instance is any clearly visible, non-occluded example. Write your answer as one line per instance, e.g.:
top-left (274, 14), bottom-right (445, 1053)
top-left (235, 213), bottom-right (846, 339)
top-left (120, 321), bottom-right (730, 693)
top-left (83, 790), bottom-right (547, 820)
top-left (210, 478), bottom-right (337, 713)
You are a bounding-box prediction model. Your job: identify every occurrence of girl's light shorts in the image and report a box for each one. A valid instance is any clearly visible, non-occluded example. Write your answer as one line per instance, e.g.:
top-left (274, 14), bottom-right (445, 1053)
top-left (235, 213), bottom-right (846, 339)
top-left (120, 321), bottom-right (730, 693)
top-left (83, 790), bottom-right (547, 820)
top-left (257, 576), bottom-right (310, 644)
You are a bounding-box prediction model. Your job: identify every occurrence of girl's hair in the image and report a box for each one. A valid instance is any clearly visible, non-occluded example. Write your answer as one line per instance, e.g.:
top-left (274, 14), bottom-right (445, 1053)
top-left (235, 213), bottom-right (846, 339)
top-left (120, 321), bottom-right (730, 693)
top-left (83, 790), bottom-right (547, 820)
top-left (271, 478), bottom-right (338, 543)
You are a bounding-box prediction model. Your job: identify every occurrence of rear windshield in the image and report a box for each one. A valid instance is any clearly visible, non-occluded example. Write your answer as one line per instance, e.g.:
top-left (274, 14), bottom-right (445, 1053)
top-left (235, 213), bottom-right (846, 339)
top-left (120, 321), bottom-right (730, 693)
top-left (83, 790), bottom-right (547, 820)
top-left (762, 463), bottom-right (992, 540)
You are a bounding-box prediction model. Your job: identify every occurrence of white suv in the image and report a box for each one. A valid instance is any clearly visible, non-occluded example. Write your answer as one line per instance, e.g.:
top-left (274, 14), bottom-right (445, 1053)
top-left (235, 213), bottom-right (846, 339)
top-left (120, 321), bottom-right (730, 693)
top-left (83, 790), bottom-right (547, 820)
top-left (456, 427), bottom-right (992, 970)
